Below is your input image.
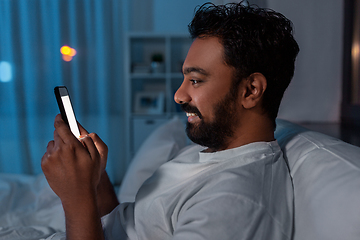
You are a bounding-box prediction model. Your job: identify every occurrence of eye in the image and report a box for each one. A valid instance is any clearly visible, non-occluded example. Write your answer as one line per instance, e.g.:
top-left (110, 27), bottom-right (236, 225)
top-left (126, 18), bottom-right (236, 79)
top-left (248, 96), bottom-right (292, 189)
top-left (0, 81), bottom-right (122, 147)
top-left (190, 79), bottom-right (202, 85)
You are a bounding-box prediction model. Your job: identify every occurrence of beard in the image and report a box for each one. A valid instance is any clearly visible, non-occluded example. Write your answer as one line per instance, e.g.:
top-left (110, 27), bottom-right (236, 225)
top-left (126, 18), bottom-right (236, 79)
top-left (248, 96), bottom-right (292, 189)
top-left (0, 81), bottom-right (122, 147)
top-left (181, 90), bottom-right (239, 151)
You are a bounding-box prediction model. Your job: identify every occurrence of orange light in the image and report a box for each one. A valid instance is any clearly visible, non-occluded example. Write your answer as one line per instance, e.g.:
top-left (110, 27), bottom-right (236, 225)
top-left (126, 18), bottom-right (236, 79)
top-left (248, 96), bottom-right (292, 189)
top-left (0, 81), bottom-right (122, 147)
top-left (60, 46), bottom-right (71, 55)
top-left (60, 45), bottom-right (77, 61)
top-left (62, 55), bottom-right (73, 62)
top-left (69, 48), bottom-right (77, 57)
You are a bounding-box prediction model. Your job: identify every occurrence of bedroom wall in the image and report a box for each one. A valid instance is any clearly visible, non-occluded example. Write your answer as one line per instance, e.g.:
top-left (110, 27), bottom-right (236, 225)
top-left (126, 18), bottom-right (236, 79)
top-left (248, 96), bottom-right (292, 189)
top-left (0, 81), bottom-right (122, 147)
top-left (129, 0), bottom-right (206, 33)
top-left (268, 0), bottom-right (344, 123)
top-left (127, 0), bottom-right (344, 123)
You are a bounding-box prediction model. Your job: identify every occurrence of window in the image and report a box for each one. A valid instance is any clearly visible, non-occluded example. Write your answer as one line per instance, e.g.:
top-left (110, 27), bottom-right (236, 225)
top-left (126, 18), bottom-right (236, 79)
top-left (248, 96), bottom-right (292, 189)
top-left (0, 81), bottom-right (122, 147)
top-left (342, 0), bottom-right (360, 124)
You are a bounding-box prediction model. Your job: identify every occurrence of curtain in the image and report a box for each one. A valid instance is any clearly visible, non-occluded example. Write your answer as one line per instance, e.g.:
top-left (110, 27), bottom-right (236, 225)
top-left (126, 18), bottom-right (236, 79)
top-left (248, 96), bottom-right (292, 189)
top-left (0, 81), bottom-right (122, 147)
top-left (0, 0), bottom-right (126, 184)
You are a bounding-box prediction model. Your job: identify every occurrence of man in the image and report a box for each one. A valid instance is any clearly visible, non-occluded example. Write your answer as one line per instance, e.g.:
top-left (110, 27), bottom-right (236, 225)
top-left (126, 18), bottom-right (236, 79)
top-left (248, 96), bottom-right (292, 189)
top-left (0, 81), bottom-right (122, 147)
top-left (42, 2), bottom-right (299, 240)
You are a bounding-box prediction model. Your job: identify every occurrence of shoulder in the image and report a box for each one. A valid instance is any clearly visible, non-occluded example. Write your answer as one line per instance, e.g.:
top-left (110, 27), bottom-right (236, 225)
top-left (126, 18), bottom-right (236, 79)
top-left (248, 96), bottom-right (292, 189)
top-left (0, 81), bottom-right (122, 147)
top-left (174, 187), bottom-right (292, 240)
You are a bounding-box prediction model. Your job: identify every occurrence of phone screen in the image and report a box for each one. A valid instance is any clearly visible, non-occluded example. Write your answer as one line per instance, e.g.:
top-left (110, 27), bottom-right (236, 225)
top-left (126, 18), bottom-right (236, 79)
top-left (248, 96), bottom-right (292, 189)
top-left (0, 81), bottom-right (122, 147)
top-left (54, 86), bottom-right (81, 138)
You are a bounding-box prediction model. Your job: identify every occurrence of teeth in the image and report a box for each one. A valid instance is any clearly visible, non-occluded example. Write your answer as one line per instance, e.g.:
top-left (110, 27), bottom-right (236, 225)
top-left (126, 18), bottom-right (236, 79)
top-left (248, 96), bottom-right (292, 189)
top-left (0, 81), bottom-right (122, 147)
top-left (186, 112), bottom-right (198, 117)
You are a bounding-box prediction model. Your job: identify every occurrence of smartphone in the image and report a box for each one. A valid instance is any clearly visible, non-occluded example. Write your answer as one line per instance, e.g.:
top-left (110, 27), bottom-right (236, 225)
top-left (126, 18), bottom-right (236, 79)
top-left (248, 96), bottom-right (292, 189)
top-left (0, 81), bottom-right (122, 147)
top-left (54, 86), bottom-right (81, 138)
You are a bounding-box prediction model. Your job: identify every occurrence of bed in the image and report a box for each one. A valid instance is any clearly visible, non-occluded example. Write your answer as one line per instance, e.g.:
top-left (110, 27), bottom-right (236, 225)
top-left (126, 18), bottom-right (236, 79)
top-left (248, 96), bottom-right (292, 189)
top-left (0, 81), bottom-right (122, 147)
top-left (0, 173), bottom-right (64, 239)
top-left (0, 117), bottom-right (359, 240)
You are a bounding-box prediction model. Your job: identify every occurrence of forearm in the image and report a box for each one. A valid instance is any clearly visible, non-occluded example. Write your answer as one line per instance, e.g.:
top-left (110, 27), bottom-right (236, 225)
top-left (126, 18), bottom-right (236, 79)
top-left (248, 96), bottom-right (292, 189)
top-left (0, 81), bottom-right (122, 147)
top-left (42, 115), bottom-right (114, 239)
top-left (97, 171), bottom-right (120, 217)
top-left (62, 194), bottom-right (105, 240)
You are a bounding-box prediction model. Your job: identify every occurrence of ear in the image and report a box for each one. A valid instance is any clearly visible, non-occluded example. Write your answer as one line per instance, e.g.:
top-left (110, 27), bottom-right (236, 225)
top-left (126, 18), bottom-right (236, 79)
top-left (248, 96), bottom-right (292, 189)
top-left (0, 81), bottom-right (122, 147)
top-left (241, 73), bottom-right (267, 109)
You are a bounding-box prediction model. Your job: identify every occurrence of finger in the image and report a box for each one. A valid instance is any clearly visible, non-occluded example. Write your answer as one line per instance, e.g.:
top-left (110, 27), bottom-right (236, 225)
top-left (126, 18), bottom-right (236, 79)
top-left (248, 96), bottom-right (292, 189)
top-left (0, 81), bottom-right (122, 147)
top-left (53, 129), bottom-right (64, 146)
top-left (41, 152), bottom-right (49, 171)
top-left (47, 140), bottom-right (55, 152)
top-left (88, 133), bottom-right (108, 165)
top-left (80, 136), bottom-right (100, 162)
top-left (55, 114), bottom-right (63, 123)
top-left (41, 140), bottom-right (55, 171)
top-left (54, 114), bottom-right (78, 144)
top-left (42, 140), bottom-right (54, 163)
top-left (77, 121), bottom-right (89, 137)
top-left (88, 133), bottom-right (108, 156)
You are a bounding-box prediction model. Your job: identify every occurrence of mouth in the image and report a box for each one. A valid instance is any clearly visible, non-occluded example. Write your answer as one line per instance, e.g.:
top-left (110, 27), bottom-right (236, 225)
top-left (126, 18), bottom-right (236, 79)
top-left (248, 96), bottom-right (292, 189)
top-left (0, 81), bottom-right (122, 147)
top-left (181, 103), bottom-right (202, 121)
top-left (186, 112), bottom-right (198, 117)
top-left (186, 112), bottom-right (201, 123)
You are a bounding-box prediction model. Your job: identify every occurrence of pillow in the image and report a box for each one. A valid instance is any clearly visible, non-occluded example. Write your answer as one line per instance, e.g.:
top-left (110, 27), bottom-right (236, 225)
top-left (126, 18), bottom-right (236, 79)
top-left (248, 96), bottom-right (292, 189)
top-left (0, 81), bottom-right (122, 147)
top-left (275, 119), bottom-right (360, 240)
top-left (118, 116), bottom-right (187, 203)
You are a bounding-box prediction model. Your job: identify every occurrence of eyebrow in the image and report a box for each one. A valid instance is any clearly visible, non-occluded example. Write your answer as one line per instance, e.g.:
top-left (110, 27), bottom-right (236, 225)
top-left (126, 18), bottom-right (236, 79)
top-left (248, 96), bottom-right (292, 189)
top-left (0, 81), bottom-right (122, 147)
top-left (182, 67), bottom-right (210, 76)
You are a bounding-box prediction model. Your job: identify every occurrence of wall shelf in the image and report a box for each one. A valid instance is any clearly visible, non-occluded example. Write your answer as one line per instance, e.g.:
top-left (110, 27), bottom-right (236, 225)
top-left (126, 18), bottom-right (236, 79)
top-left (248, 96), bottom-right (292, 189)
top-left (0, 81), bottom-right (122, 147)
top-left (124, 33), bottom-right (192, 161)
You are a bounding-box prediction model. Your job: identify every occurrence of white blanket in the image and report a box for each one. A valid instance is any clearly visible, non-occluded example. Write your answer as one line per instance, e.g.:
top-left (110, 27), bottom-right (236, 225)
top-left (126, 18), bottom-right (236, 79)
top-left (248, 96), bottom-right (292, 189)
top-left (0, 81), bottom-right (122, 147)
top-left (0, 173), bottom-right (65, 240)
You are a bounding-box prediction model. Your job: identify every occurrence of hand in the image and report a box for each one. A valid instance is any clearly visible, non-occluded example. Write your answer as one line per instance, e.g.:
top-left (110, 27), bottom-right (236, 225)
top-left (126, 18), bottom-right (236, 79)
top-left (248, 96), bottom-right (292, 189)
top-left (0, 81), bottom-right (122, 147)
top-left (78, 121), bottom-right (119, 216)
top-left (41, 114), bottom-right (108, 205)
top-left (78, 121), bottom-right (108, 176)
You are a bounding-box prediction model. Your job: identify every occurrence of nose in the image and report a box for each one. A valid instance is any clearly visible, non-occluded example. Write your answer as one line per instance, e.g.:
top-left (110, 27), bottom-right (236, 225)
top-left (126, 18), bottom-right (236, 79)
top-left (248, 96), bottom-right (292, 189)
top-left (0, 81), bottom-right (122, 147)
top-left (174, 81), bottom-right (191, 104)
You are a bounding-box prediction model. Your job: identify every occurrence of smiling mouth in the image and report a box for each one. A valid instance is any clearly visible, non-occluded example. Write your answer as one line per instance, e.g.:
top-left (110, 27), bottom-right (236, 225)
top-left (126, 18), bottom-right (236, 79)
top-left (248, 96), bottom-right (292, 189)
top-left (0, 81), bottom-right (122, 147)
top-left (186, 112), bottom-right (198, 117)
top-left (181, 103), bottom-right (202, 119)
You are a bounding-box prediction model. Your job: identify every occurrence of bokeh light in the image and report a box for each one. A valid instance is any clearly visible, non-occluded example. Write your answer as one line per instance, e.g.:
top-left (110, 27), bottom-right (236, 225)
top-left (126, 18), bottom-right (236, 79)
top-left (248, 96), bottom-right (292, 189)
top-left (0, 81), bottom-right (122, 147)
top-left (62, 55), bottom-right (73, 62)
top-left (60, 45), bottom-right (77, 61)
top-left (0, 61), bottom-right (12, 82)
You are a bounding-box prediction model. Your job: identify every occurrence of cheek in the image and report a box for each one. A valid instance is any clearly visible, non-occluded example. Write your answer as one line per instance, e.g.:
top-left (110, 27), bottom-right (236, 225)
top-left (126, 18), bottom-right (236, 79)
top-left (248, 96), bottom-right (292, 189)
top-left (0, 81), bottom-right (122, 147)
top-left (194, 96), bottom-right (219, 121)
top-left (191, 77), bottom-right (233, 120)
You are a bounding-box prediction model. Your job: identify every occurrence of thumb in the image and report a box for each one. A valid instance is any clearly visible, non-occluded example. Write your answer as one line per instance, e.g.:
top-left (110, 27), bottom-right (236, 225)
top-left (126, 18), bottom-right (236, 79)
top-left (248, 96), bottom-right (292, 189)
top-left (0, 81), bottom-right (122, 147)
top-left (77, 121), bottom-right (89, 137)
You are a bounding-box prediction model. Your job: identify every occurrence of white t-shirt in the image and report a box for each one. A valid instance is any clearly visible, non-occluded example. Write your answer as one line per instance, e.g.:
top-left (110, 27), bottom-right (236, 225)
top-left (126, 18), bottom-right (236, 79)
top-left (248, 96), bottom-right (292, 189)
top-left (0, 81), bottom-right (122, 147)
top-left (101, 141), bottom-right (294, 240)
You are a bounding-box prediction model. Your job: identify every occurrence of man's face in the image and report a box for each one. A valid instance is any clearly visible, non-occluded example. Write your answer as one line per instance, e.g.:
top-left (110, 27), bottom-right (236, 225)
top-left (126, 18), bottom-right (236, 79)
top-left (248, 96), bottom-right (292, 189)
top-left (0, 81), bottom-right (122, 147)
top-left (174, 37), bottom-right (241, 151)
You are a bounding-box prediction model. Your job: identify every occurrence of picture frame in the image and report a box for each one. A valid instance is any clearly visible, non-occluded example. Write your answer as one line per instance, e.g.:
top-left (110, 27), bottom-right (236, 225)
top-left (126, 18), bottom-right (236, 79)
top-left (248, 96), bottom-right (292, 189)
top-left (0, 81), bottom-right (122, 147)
top-left (134, 91), bottom-right (165, 114)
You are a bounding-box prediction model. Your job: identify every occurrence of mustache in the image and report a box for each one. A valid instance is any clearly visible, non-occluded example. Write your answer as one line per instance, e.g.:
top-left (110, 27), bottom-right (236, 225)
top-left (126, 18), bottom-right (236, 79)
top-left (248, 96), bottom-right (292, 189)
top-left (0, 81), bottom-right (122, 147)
top-left (181, 103), bottom-right (202, 119)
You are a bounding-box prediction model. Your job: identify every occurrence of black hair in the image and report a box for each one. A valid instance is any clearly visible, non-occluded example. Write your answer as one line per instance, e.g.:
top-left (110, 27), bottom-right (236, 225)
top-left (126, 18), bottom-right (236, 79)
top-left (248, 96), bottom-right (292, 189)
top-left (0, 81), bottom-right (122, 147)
top-left (188, 1), bottom-right (299, 128)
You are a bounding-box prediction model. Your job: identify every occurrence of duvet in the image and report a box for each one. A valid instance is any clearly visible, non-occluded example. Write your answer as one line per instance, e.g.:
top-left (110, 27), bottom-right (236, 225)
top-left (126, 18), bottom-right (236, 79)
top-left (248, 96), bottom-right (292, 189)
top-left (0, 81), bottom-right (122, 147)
top-left (0, 173), bottom-right (65, 240)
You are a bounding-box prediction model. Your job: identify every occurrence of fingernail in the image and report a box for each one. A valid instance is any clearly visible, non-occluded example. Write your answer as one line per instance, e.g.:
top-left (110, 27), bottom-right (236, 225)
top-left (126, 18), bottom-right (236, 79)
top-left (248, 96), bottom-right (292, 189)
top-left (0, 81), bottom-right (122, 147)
top-left (78, 135), bottom-right (88, 140)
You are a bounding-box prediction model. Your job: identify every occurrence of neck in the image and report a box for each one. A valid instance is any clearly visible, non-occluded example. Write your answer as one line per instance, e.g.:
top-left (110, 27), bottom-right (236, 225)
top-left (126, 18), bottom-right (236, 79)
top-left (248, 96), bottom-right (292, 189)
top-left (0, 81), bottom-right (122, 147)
top-left (207, 114), bottom-right (275, 152)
